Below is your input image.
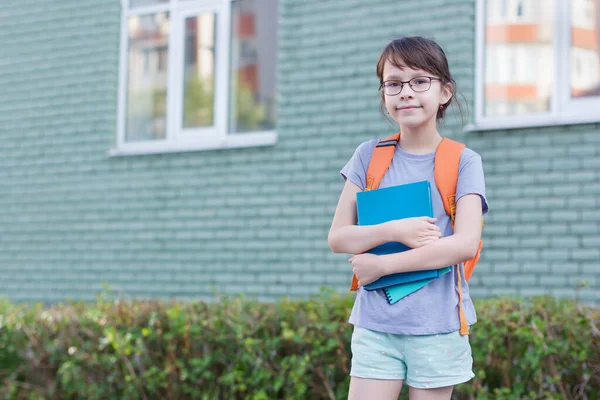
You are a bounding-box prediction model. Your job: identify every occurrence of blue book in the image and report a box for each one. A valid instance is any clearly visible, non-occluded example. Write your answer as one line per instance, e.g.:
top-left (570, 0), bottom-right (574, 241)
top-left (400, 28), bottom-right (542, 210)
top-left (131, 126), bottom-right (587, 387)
top-left (355, 180), bottom-right (450, 291)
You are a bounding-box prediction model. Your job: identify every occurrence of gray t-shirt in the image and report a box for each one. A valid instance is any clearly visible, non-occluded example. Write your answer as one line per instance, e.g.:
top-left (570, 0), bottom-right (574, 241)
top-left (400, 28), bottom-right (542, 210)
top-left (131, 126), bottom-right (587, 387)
top-left (340, 138), bottom-right (489, 335)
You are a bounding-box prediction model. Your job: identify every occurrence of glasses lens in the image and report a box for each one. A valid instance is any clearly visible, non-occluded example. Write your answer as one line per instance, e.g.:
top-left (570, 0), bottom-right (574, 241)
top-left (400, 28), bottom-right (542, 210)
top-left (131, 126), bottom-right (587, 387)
top-left (382, 81), bottom-right (402, 95)
top-left (410, 77), bottom-right (431, 92)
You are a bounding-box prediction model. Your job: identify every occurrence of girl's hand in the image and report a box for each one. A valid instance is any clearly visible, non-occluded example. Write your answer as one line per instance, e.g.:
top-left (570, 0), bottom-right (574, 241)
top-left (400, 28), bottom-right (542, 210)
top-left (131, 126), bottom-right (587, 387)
top-left (385, 217), bottom-right (441, 248)
top-left (348, 253), bottom-right (386, 287)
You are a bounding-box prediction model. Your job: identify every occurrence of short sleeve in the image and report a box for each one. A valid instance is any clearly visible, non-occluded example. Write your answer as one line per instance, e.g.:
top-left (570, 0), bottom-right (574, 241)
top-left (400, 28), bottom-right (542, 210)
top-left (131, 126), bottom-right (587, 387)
top-left (340, 139), bottom-right (378, 191)
top-left (455, 148), bottom-right (489, 215)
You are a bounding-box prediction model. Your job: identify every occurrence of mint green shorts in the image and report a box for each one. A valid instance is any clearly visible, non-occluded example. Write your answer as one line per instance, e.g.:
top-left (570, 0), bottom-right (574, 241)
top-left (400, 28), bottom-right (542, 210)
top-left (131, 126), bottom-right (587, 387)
top-left (350, 326), bottom-right (475, 389)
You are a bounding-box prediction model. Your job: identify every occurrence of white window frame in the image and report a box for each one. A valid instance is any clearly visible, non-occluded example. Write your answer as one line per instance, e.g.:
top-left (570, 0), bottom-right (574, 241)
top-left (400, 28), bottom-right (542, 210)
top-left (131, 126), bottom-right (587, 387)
top-left (468, 0), bottom-right (600, 131)
top-left (111, 0), bottom-right (277, 156)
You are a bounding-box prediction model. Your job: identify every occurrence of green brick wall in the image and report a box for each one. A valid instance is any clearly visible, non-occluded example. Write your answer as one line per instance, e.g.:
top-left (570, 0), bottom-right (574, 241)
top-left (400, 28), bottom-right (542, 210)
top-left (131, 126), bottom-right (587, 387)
top-left (465, 126), bottom-right (600, 303)
top-left (0, 0), bottom-right (598, 304)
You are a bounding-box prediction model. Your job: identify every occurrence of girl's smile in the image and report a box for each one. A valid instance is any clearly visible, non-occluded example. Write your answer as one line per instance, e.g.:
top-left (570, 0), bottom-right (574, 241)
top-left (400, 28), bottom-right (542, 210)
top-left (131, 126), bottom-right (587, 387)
top-left (397, 105), bottom-right (421, 111)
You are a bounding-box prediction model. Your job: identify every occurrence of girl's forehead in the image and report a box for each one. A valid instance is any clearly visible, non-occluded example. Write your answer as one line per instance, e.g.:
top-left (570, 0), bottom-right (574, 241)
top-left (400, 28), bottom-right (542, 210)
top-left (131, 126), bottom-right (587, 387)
top-left (383, 60), bottom-right (427, 78)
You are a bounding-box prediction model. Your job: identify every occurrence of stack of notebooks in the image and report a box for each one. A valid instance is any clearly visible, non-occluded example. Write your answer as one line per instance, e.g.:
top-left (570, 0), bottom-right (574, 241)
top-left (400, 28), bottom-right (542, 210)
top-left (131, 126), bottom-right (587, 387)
top-left (356, 180), bottom-right (451, 304)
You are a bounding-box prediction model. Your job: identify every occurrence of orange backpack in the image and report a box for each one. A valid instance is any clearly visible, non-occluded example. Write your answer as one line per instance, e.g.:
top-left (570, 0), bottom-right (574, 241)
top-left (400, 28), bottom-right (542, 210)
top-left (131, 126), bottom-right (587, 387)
top-left (349, 132), bottom-right (483, 335)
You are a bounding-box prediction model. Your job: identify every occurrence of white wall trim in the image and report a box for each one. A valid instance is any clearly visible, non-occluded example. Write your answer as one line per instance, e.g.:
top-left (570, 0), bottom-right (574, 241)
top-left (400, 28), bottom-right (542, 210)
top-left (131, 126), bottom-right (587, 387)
top-left (126, 3), bottom-right (171, 16)
top-left (464, 114), bottom-right (600, 132)
top-left (116, 3), bottom-right (130, 150)
top-left (109, 131), bottom-right (278, 156)
top-left (474, 0), bottom-right (485, 124)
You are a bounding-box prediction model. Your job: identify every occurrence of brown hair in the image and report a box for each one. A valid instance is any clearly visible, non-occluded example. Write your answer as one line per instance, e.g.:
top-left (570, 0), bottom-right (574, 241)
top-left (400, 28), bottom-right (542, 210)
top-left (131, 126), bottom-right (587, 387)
top-left (376, 36), bottom-right (465, 125)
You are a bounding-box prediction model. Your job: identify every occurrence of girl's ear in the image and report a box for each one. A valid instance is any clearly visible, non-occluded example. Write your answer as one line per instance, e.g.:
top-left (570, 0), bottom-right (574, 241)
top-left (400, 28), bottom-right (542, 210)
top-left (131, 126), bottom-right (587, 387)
top-left (441, 82), bottom-right (453, 105)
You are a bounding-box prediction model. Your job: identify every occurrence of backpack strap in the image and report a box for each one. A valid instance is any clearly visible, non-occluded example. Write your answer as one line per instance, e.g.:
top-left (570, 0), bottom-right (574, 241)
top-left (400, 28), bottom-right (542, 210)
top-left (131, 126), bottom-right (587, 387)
top-left (434, 138), bottom-right (465, 227)
top-left (365, 133), bottom-right (401, 191)
top-left (350, 133), bottom-right (401, 290)
top-left (434, 138), bottom-right (471, 336)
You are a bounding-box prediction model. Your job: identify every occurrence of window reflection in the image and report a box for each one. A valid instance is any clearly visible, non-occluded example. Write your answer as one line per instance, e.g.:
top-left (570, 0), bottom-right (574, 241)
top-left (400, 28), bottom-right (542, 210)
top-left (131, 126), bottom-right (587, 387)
top-left (182, 13), bottom-right (216, 129)
top-left (571, 0), bottom-right (600, 98)
top-left (229, 0), bottom-right (277, 133)
top-left (126, 13), bottom-right (170, 142)
top-left (484, 0), bottom-right (553, 117)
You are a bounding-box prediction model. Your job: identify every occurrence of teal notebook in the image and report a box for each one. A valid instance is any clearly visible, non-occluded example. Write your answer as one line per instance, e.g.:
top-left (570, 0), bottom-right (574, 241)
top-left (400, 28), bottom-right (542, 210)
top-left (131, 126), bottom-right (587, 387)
top-left (356, 180), bottom-right (451, 291)
top-left (383, 268), bottom-right (452, 304)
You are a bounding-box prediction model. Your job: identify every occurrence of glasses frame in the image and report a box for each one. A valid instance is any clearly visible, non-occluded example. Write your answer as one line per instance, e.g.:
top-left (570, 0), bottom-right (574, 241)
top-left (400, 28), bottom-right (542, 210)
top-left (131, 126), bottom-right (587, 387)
top-left (379, 76), bottom-right (441, 96)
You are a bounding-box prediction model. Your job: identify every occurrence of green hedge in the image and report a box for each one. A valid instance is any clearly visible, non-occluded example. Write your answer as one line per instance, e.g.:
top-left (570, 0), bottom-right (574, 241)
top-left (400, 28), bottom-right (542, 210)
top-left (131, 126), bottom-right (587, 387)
top-left (0, 290), bottom-right (598, 400)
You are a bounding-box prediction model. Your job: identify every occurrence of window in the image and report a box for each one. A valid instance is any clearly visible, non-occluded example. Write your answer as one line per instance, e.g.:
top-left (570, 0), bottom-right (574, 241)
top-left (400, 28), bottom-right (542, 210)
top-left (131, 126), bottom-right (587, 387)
top-left (473, 0), bottom-right (600, 130)
top-left (114, 0), bottom-right (278, 156)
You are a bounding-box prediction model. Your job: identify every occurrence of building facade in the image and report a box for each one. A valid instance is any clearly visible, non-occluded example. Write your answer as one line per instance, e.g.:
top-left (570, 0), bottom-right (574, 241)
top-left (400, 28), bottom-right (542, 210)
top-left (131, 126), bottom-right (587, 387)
top-left (0, 0), bottom-right (598, 304)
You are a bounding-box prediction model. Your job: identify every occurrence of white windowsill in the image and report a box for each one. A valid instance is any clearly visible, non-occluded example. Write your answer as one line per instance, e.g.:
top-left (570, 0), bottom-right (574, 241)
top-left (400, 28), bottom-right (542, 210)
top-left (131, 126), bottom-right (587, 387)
top-left (109, 131), bottom-right (277, 156)
top-left (464, 114), bottom-right (600, 132)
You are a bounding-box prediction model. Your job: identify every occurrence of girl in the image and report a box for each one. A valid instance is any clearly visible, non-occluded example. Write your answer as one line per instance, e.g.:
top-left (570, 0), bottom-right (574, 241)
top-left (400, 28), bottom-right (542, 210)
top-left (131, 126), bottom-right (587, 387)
top-left (328, 36), bottom-right (489, 400)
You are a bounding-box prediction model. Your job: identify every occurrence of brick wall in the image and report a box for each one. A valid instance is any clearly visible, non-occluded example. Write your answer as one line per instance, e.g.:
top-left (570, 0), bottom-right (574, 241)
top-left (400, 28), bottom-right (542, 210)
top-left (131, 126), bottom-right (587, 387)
top-left (468, 127), bottom-right (600, 303)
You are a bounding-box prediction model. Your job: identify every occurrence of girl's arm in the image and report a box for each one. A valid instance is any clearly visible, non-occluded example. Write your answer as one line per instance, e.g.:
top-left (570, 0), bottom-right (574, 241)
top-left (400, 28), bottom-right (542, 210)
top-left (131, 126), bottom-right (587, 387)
top-left (328, 180), bottom-right (391, 254)
top-left (328, 180), bottom-right (441, 255)
top-left (378, 194), bottom-right (483, 274)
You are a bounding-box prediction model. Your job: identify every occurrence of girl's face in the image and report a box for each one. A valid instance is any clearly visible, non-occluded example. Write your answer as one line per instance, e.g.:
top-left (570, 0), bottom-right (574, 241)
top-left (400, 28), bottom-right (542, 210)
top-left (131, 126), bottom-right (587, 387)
top-left (381, 60), bottom-right (452, 129)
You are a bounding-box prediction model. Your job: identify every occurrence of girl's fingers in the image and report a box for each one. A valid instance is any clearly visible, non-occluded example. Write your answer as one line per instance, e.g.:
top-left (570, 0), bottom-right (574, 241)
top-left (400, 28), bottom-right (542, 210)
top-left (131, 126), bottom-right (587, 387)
top-left (425, 227), bottom-right (442, 236)
top-left (421, 236), bottom-right (440, 244)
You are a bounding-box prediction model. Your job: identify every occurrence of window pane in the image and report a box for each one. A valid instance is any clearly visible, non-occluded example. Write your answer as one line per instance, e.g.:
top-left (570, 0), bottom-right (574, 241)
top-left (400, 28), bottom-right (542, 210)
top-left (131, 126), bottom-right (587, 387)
top-left (570, 0), bottom-right (600, 98)
top-left (126, 13), bottom-right (169, 142)
top-left (182, 13), bottom-right (216, 129)
top-left (130, 0), bottom-right (168, 8)
top-left (229, 0), bottom-right (277, 133)
top-left (484, 0), bottom-right (553, 117)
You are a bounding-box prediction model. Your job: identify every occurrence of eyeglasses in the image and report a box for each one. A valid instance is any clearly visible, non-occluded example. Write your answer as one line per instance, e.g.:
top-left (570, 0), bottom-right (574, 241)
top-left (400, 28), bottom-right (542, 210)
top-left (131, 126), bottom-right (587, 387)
top-left (379, 76), bottom-right (441, 96)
